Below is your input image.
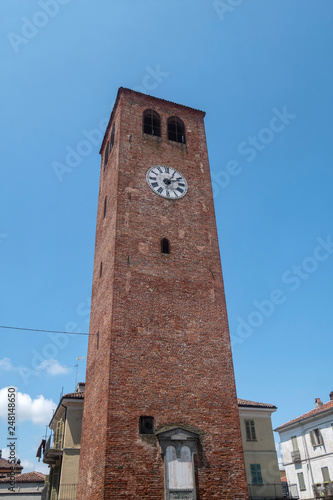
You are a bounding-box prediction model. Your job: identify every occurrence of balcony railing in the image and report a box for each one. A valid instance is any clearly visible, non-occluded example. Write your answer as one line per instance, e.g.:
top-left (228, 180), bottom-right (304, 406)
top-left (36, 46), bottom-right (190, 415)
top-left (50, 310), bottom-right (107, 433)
top-left (43, 434), bottom-right (63, 464)
top-left (58, 483), bottom-right (78, 500)
top-left (248, 483), bottom-right (299, 499)
top-left (313, 481), bottom-right (333, 499)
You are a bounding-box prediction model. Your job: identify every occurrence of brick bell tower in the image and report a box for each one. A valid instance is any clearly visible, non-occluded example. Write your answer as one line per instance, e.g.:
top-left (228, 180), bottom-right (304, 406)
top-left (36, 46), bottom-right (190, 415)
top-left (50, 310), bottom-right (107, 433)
top-left (77, 88), bottom-right (248, 500)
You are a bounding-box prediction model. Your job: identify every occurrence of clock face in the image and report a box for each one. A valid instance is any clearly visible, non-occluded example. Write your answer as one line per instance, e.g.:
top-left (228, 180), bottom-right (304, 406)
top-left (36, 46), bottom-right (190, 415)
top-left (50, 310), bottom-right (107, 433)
top-left (146, 165), bottom-right (188, 199)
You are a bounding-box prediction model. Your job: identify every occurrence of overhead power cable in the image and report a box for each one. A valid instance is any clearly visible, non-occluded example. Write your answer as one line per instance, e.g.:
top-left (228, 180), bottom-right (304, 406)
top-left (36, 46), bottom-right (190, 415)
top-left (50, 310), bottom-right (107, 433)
top-left (0, 325), bottom-right (92, 336)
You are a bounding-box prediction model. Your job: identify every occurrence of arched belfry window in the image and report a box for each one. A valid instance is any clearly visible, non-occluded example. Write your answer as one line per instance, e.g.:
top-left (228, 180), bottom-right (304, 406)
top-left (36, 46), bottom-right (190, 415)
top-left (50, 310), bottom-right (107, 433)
top-left (161, 238), bottom-right (170, 255)
top-left (143, 109), bottom-right (161, 136)
top-left (167, 116), bottom-right (186, 144)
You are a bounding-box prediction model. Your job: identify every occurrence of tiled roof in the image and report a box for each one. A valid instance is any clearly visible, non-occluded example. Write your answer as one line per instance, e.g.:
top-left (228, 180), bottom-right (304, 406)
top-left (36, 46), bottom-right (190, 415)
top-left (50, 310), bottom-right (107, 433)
top-left (237, 398), bottom-right (277, 409)
top-left (0, 471), bottom-right (45, 483)
top-left (0, 459), bottom-right (23, 470)
top-left (63, 392), bottom-right (84, 399)
top-left (275, 399), bottom-right (333, 431)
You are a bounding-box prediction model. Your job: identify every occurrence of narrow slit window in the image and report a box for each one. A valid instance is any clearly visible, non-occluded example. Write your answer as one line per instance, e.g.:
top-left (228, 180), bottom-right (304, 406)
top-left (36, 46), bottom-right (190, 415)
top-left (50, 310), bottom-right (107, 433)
top-left (143, 109), bottom-right (161, 136)
top-left (110, 123), bottom-right (115, 151)
top-left (104, 142), bottom-right (109, 169)
top-left (161, 238), bottom-right (170, 254)
top-left (104, 196), bottom-right (107, 218)
top-left (167, 116), bottom-right (186, 144)
top-left (96, 331), bottom-right (99, 349)
top-left (100, 262), bottom-right (103, 277)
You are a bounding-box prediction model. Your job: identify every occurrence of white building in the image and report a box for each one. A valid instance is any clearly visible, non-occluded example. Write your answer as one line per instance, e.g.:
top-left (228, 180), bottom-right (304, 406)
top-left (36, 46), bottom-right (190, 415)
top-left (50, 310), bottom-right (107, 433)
top-left (275, 392), bottom-right (333, 499)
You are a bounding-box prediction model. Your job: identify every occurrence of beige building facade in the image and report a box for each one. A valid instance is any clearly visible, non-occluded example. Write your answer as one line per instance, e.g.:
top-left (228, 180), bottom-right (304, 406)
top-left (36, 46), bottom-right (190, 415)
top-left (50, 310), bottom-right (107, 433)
top-left (40, 383), bottom-right (84, 500)
top-left (238, 399), bottom-right (297, 499)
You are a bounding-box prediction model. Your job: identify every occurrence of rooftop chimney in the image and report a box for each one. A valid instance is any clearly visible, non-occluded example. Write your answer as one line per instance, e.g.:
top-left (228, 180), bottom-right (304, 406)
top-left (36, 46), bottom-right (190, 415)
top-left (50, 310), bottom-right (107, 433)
top-left (76, 382), bottom-right (85, 393)
top-left (330, 391), bottom-right (333, 401)
top-left (315, 398), bottom-right (323, 409)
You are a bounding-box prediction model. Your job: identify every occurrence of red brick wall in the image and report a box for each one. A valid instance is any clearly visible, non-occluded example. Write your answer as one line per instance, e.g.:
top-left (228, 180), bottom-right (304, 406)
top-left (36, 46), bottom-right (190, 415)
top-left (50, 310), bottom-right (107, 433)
top-left (77, 88), bottom-right (248, 499)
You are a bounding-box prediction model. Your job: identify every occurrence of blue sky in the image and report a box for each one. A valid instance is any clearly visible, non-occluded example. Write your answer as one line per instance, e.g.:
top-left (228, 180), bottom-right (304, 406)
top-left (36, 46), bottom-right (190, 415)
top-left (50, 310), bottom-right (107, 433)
top-left (1, 0), bottom-right (333, 474)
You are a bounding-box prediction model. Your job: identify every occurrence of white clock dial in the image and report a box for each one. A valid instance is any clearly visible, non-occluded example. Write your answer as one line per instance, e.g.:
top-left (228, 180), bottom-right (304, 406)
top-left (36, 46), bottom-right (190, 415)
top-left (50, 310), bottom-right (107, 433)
top-left (146, 165), bottom-right (188, 199)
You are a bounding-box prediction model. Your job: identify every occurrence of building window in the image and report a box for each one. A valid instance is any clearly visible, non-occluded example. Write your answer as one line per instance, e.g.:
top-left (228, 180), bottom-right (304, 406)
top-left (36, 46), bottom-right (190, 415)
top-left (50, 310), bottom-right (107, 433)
top-left (310, 428), bottom-right (323, 446)
top-left (291, 436), bottom-right (299, 451)
top-left (100, 262), bottom-right (103, 278)
top-left (161, 238), bottom-right (170, 254)
top-left (110, 123), bottom-right (115, 151)
top-left (96, 331), bottom-right (99, 350)
top-left (143, 109), bottom-right (161, 136)
top-left (167, 116), bottom-right (186, 144)
top-left (245, 420), bottom-right (257, 441)
top-left (104, 142), bottom-right (109, 169)
top-left (104, 196), bottom-right (107, 218)
top-left (54, 420), bottom-right (64, 450)
top-left (250, 464), bottom-right (263, 485)
top-left (139, 416), bottom-right (154, 435)
top-left (322, 467), bottom-right (331, 483)
top-left (297, 472), bottom-right (306, 491)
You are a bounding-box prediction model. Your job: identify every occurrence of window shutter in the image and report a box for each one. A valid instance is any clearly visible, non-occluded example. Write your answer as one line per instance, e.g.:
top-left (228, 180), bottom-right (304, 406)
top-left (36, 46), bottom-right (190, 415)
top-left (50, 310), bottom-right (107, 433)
top-left (322, 467), bottom-right (330, 482)
top-left (297, 472), bottom-right (306, 491)
top-left (245, 421), bottom-right (251, 441)
top-left (250, 464), bottom-right (262, 485)
top-left (250, 420), bottom-right (256, 440)
top-left (291, 436), bottom-right (299, 451)
top-left (310, 430), bottom-right (316, 446)
top-left (257, 465), bottom-right (263, 485)
top-left (316, 429), bottom-right (323, 445)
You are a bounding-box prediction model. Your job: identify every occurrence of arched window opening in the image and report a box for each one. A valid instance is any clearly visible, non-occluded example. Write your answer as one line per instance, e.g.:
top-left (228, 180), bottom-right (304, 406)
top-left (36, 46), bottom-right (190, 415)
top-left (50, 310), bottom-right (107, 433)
top-left (167, 116), bottom-right (186, 144)
top-left (110, 123), bottom-right (115, 152)
top-left (143, 109), bottom-right (161, 136)
top-left (104, 142), bottom-right (109, 169)
top-left (104, 196), bottom-right (107, 218)
top-left (161, 238), bottom-right (170, 255)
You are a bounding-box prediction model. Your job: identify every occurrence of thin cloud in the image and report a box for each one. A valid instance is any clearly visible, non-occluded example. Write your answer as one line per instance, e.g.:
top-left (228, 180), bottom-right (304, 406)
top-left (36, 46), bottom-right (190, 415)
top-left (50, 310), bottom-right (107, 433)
top-left (0, 357), bottom-right (71, 377)
top-left (0, 358), bottom-right (13, 371)
top-left (0, 388), bottom-right (56, 425)
top-left (36, 359), bottom-right (71, 376)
